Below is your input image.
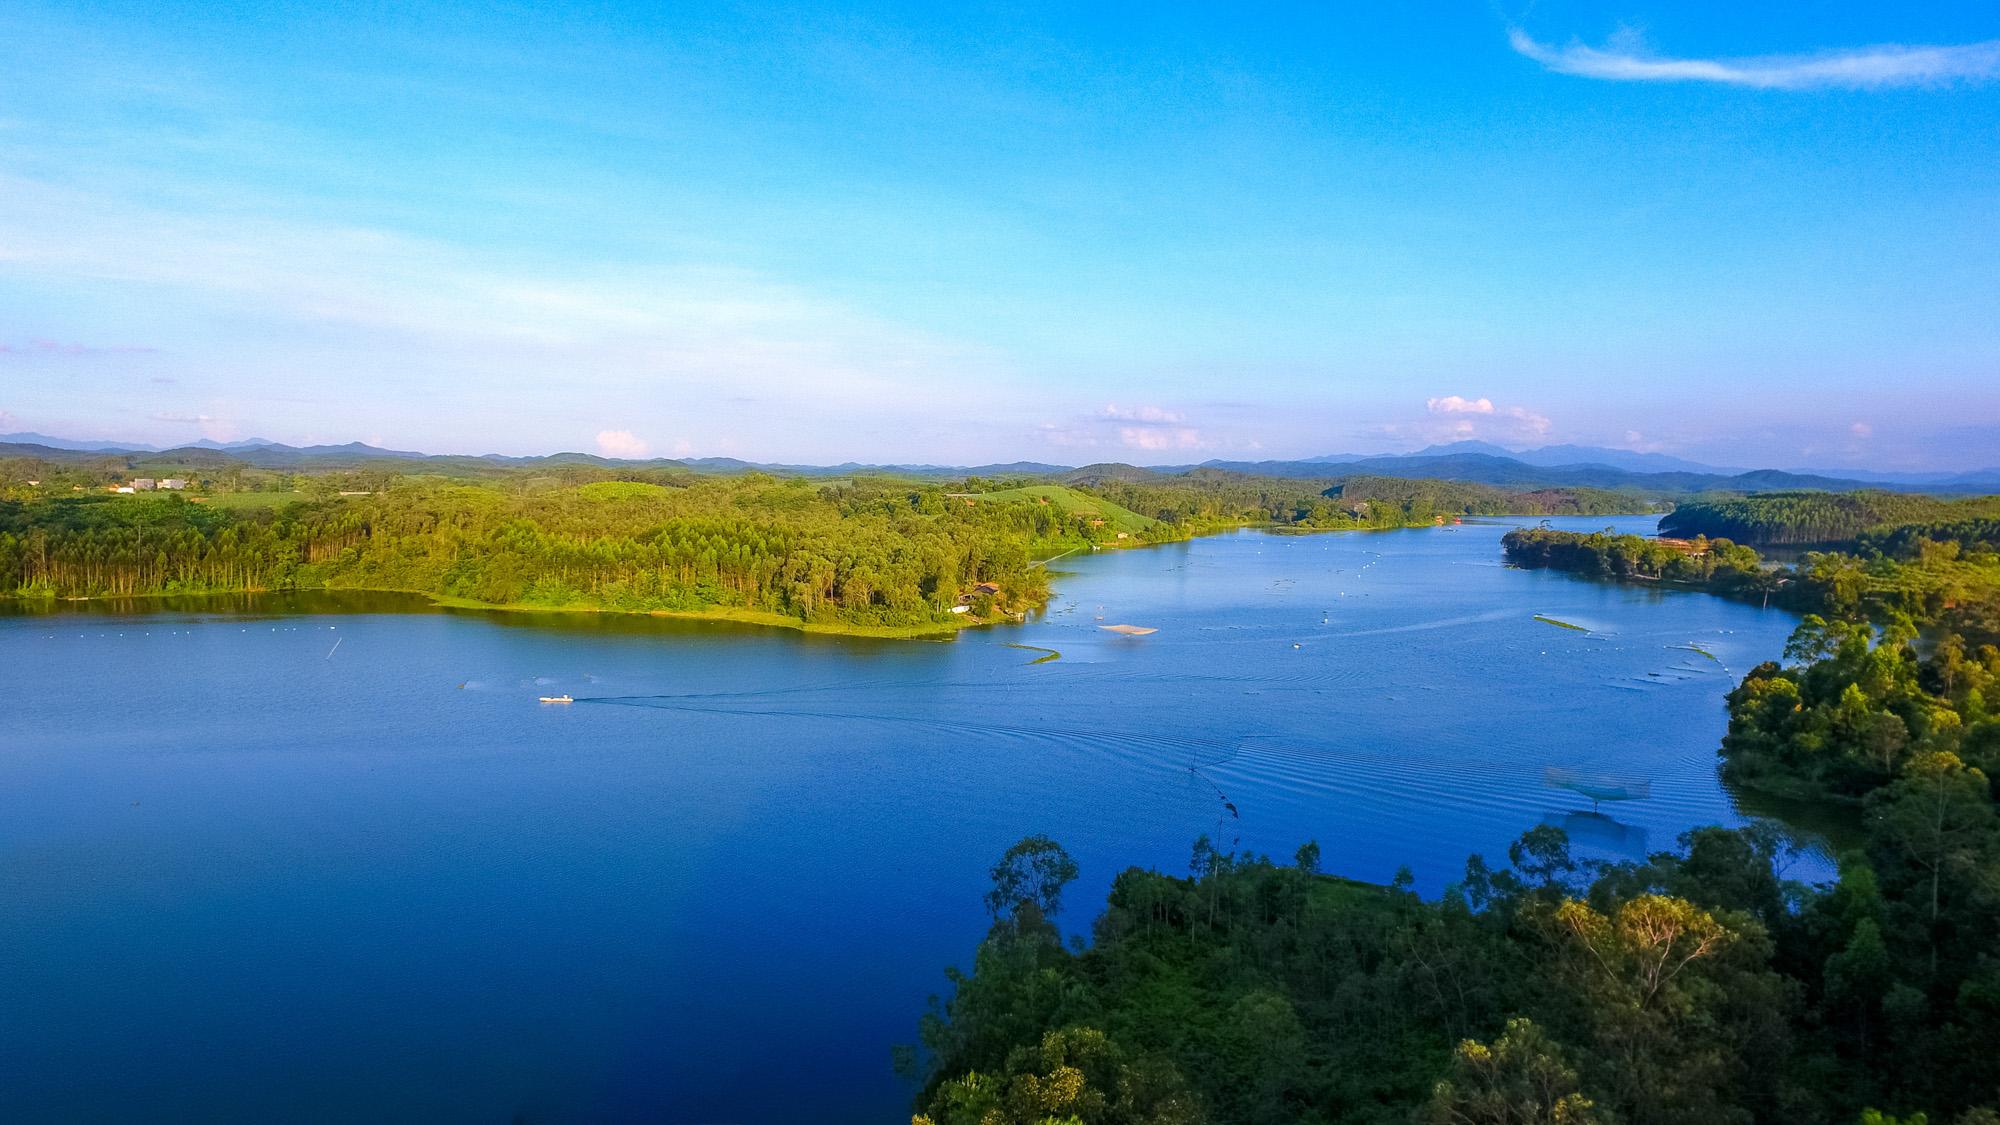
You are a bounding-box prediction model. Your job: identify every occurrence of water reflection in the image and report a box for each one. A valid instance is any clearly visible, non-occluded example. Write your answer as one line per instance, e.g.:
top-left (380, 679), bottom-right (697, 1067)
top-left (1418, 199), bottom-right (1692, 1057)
top-left (0, 588), bottom-right (437, 619)
top-left (1541, 809), bottom-right (1651, 859)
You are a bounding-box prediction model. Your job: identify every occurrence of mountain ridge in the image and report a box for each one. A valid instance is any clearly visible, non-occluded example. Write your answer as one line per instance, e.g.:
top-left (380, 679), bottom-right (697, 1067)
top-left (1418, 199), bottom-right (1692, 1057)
top-left (4, 433), bottom-right (1994, 494)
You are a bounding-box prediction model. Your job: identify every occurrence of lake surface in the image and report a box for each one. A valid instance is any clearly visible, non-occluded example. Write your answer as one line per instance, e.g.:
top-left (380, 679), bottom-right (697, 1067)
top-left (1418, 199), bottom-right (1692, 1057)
top-left (0, 516), bottom-right (1816, 1123)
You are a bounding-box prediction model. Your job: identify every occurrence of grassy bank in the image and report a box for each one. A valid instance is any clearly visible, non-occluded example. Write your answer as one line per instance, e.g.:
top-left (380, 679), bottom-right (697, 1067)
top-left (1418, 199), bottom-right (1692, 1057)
top-left (422, 592), bottom-right (1015, 639)
top-left (3, 584), bottom-right (1019, 640)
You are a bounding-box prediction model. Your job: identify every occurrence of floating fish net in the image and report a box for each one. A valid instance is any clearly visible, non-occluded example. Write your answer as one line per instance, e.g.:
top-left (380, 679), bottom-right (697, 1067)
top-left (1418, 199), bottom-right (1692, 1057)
top-left (1544, 766), bottom-right (1651, 804)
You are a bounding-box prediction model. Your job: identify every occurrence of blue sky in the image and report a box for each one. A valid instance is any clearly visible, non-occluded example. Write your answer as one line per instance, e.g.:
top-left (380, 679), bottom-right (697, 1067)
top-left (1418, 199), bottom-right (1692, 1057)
top-left (2, 1), bottom-right (1997, 469)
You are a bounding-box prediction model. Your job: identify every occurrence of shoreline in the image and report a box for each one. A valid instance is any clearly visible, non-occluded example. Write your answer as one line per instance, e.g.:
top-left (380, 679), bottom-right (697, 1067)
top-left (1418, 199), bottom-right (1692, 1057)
top-left (2, 584), bottom-right (1019, 641)
top-left (1, 516), bottom-right (1655, 640)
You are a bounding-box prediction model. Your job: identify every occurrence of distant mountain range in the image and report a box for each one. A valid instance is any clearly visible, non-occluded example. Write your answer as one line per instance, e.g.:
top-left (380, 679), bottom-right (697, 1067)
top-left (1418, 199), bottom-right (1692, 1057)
top-left (0, 433), bottom-right (1075, 481)
top-left (1380, 440), bottom-right (2000, 488)
top-left (1390, 440), bottom-right (1744, 475)
top-left (0, 432), bottom-right (304, 454)
top-left (5, 432), bottom-right (1998, 495)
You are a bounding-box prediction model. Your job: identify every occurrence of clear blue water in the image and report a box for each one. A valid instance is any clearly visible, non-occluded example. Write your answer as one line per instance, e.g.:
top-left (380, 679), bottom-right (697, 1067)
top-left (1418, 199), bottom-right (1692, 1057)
top-left (0, 516), bottom-right (1817, 1122)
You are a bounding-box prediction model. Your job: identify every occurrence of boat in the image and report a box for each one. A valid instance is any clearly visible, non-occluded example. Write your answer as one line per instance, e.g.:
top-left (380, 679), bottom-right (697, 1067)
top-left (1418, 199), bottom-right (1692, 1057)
top-left (538, 695), bottom-right (574, 704)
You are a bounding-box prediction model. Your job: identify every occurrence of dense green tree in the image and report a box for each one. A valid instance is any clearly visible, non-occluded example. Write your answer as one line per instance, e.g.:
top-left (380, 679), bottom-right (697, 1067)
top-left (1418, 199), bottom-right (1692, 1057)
top-left (986, 836), bottom-right (1082, 923)
top-left (1662, 493), bottom-right (2000, 548)
top-left (1423, 1018), bottom-right (1603, 1125)
top-left (914, 1026), bottom-right (1198, 1125)
top-left (917, 809), bottom-right (1997, 1125)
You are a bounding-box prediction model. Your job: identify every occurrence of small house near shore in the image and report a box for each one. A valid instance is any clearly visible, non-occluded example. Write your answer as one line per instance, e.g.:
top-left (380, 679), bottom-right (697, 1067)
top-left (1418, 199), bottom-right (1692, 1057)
top-left (957, 582), bottom-right (1004, 608)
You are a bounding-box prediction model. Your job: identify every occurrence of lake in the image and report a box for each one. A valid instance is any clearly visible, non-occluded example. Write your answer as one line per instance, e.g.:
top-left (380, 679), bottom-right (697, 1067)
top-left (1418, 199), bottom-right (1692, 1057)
top-left (0, 516), bottom-right (1816, 1123)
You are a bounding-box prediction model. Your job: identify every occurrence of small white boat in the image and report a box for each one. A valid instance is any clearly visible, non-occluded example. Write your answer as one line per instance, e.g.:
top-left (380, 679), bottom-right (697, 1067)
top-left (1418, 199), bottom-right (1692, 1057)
top-left (538, 695), bottom-right (574, 704)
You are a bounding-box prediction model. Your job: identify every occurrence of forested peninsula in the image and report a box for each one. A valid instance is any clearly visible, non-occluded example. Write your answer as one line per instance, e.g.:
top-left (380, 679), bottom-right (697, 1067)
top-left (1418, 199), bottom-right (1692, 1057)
top-left (913, 506), bottom-right (2000, 1125)
top-left (0, 460), bottom-right (1648, 636)
top-left (1661, 492), bottom-right (2000, 548)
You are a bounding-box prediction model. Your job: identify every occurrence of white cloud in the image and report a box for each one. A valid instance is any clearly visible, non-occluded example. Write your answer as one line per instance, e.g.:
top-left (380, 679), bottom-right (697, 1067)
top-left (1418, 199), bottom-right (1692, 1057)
top-left (1118, 425), bottom-right (1204, 451)
top-left (1101, 403), bottom-right (1185, 424)
top-left (1427, 395), bottom-right (1494, 415)
top-left (1508, 406), bottom-right (1552, 436)
top-left (1509, 27), bottom-right (2000, 90)
top-left (595, 429), bottom-right (650, 459)
top-left (1426, 394), bottom-right (1549, 437)
top-left (1036, 403), bottom-right (1217, 456)
top-left (1850, 421), bottom-right (1873, 438)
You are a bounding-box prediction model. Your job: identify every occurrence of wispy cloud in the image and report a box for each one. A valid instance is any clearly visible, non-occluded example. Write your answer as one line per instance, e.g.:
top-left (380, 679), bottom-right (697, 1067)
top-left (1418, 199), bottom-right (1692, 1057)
top-left (0, 172), bottom-right (1010, 455)
top-left (1034, 403), bottom-right (1218, 456)
top-left (1508, 28), bottom-right (2000, 90)
top-left (1101, 403), bottom-right (1186, 425)
top-left (0, 338), bottom-right (160, 356)
top-left (1102, 404), bottom-right (1204, 451)
top-left (151, 410), bottom-right (241, 442)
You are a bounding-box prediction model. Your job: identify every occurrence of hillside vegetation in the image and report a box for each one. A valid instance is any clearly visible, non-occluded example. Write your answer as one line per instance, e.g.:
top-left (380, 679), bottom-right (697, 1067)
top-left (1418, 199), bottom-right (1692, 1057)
top-left (1662, 492), bottom-right (2000, 547)
top-left (951, 484), bottom-right (1157, 538)
top-left (1502, 526), bottom-right (1766, 589)
top-left (915, 807), bottom-right (2000, 1124)
top-left (0, 476), bottom-right (1064, 633)
top-left (1064, 471), bottom-right (1650, 535)
top-left (0, 465), bottom-right (1593, 632)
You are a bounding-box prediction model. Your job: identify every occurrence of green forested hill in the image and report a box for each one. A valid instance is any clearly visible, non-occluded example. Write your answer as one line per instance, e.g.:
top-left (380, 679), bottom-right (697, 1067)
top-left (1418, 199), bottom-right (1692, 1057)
top-left (0, 476), bottom-right (1072, 633)
top-left (1662, 492), bottom-right (2000, 546)
top-left (1068, 471), bottom-right (1650, 533)
top-left (0, 468), bottom-right (1608, 632)
top-left (1326, 475), bottom-right (1644, 517)
top-left (951, 484), bottom-right (1158, 537)
top-left (1857, 518), bottom-right (2000, 559)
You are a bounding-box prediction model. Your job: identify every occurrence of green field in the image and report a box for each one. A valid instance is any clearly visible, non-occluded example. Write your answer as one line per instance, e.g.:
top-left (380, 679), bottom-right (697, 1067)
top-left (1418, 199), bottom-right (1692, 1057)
top-left (960, 484), bottom-right (1156, 535)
